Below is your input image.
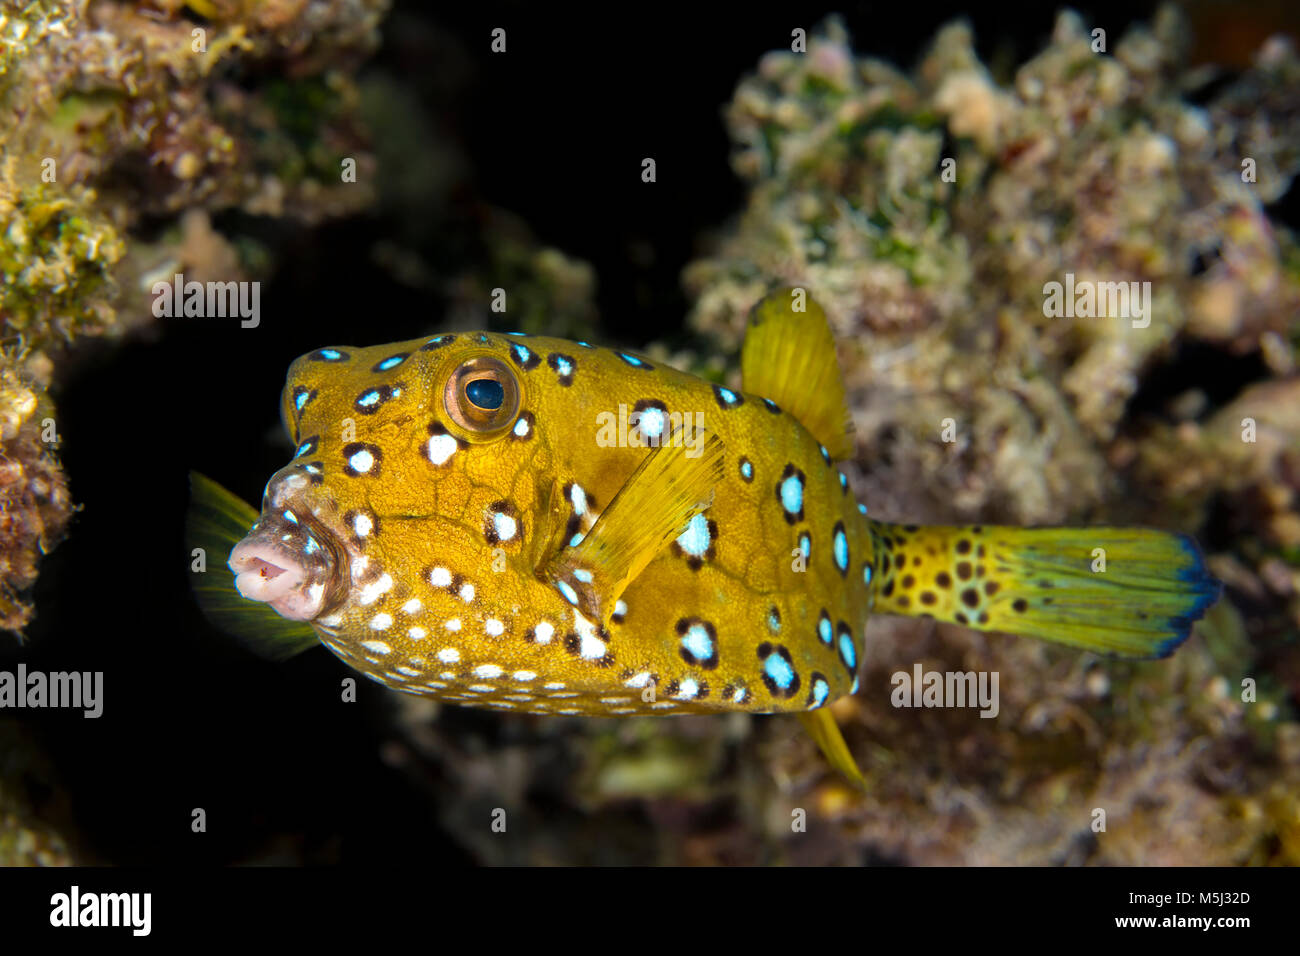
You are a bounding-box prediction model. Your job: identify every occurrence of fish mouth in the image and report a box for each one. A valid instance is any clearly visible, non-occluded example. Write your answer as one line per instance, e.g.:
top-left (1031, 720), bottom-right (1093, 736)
top-left (229, 507), bottom-right (347, 621)
top-left (229, 540), bottom-right (325, 620)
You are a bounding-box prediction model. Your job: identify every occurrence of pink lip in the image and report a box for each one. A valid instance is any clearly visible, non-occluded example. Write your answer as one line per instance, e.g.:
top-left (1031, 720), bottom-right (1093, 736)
top-left (229, 540), bottom-right (324, 620)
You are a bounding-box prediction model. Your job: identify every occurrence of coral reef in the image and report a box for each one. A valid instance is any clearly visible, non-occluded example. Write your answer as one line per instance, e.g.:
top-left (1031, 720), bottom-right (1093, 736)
top-left (667, 7), bottom-right (1300, 864)
top-left (0, 0), bottom-right (387, 631)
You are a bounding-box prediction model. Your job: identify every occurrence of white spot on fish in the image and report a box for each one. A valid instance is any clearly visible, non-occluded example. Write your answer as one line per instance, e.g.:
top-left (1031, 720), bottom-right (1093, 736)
top-left (427, 433), bottom-right (458, 465)
top-left (359, 573), bottom-right (393, 606)
top-left (348, 449), bottom-right (376, 474)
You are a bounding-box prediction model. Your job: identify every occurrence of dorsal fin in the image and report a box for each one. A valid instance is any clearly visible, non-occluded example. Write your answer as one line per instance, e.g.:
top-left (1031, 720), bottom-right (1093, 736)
top-left (741, 287), bottom-right (855, 460)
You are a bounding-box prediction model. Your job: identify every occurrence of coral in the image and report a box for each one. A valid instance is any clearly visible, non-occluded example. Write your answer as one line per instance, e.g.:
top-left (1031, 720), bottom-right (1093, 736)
top-left (0, 0), bottom-right (389, 631)
top-left (0, 355), bottom-right (72, 633)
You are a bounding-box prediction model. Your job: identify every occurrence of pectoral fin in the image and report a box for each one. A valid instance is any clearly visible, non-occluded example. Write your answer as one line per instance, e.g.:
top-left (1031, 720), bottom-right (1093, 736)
top-left (187, 472), bottom-right (320, 661)
top-left (543, 428), bottom-right (725, 621)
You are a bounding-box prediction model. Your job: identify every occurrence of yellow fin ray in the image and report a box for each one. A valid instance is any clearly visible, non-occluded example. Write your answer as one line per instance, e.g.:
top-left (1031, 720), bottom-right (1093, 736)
top-left (797, 710), bottom-right (866, 788)
top-left (544, 429), bottom-right (725, 621)
top-left (742, 286), bottom-right (855, 460)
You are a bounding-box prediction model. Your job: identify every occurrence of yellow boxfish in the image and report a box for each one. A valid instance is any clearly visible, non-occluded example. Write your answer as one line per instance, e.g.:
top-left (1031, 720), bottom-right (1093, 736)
top-left (189, 288), bottom-right (1220, 784)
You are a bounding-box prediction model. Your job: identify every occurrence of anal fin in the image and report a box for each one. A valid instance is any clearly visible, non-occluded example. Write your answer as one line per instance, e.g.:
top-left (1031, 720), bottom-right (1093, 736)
top-left (797, 709), bottom-right (866, 789)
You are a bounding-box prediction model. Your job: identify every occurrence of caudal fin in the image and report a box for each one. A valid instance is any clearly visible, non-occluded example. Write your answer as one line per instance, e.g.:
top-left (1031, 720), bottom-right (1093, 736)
top-left (865, 521), bottom-right (1220, 659)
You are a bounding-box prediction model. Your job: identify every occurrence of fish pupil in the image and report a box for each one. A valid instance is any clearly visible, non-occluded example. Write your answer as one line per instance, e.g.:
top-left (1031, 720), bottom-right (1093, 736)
top-left (466, 378), bottom-right (504, 409)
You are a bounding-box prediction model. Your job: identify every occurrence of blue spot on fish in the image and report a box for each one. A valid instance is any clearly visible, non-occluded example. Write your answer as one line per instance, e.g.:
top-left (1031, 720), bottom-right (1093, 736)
top-left (557, 581), bottom-right (578, 605)
top-left (809, 676), bottom-right (829, 709)
top-left (680, 624), bottom-right (714, 664)
top-left (763, 653), bottom-right (795, 690)
top-left (838, 625), bottom-right (857, 674)
top-left (780, 472), bottom-right (804, 517)
top-left (833, 523), bottom-right (849, 574)
top-left (676, 513), bottom-right (711, 558)
top-left (714, 385), bottom-right (742, 409)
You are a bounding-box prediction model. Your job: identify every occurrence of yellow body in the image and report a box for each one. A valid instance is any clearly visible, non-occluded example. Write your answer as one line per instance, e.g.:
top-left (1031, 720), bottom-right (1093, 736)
top-left (203, 289), bottom-right (1217, 783)
top-left (277, 332), bottom-right (871, 715)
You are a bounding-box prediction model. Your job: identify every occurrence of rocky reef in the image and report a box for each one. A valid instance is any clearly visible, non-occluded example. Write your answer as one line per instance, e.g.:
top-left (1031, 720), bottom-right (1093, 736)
top-left (667, 8), bottom-right (1300, 864)
top-left (0, 0), bottom-right (386, 632)
top-left (2, 3), bottom-right (1297, 866)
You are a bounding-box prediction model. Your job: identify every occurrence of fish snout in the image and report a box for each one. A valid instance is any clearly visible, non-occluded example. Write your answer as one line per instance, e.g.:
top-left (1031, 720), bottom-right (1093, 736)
top-left (228, 509), bottom-right (344, 621)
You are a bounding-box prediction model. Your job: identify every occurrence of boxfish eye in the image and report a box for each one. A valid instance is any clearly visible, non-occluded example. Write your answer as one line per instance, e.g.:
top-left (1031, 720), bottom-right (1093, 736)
top-left (444, 356), bottom-right (520, 437)
top-left (466, 378), bottom-right (504, 410)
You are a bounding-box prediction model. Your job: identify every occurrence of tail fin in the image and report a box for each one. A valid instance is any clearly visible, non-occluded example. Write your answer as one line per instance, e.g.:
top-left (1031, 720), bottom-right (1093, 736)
top-left (865, 521), bottom-right (1220, 659)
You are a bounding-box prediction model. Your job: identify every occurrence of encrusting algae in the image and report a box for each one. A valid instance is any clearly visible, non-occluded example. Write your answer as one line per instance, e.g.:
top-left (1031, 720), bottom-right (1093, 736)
top-left (191, 288), bottom-right (1220, 785)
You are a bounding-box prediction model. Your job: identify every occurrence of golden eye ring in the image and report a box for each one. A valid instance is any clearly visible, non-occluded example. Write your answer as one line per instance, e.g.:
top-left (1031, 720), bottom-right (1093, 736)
top-left (443, 355), bottom-right (521, 438)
